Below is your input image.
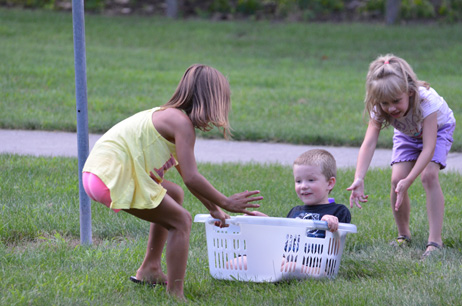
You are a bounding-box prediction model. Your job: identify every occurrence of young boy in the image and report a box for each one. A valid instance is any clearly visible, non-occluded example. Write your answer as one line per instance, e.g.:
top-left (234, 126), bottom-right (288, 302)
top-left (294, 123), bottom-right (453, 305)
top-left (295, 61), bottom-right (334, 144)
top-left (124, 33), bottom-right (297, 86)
top-left (254, 148), bottom-right (351, 230)
top-left (228, 149), bottom-right (351, 270)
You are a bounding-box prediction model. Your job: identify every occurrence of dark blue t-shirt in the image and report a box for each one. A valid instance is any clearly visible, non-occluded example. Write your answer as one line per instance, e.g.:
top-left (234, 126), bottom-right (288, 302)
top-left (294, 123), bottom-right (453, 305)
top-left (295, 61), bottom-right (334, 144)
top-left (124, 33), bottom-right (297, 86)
top-left (286, 202), bottom-right (351, 222)
top-left (286, 202), bottom-right (351, 239)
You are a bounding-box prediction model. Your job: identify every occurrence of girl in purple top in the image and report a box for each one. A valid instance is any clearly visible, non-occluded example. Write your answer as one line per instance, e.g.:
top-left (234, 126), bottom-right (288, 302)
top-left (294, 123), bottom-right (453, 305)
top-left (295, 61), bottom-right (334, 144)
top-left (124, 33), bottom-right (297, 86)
top-left (347, 54), bottom-right (456, 259)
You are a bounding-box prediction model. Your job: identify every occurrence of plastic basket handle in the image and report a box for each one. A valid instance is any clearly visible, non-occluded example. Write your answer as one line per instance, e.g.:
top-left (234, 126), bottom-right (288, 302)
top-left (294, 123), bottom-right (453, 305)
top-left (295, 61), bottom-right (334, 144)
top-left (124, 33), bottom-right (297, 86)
top-left (193, 214), bottom-right (238, 225)
top-left (210, 218), bottom-right (328, 230)
top-left (311, 220), bottom-right (329, 230)
top-left (206, 218), bottom-right (239, 226)
top-left (193, 214), bottom-right (357, 233)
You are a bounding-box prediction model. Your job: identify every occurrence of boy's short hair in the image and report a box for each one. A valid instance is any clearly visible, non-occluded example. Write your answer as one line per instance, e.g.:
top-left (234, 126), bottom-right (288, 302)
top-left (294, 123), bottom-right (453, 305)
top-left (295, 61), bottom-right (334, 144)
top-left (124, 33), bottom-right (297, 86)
top-left (293, 149), bottom-right (337, 180)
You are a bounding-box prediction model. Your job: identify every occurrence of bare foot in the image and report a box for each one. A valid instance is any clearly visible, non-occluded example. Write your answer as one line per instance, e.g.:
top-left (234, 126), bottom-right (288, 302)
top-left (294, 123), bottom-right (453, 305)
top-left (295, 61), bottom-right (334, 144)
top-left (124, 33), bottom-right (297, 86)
top-left (169, 292), bottom-right (187, 303)
top-left (167, 280), bottom-right (186, 302)
top-left (135, 268), bottom-right (167, 284)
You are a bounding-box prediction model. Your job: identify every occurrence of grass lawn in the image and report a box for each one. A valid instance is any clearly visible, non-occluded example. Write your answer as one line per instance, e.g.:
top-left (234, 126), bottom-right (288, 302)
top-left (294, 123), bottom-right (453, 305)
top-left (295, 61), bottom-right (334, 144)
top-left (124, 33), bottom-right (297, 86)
top-left (1, 155), bottom-right (462, 305)
top-left (1, 8), bottom-right (462, 305)
top-left (1, 9), bottom-right (461, 150)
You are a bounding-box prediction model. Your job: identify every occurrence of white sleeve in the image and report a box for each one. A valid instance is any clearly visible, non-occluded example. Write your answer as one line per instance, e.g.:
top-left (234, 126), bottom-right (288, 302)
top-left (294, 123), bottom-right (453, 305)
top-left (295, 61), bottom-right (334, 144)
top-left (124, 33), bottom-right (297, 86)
top-left (370, 105), bottom-right (383, 123)
top-left (419, 87), bottom-right (441, 119)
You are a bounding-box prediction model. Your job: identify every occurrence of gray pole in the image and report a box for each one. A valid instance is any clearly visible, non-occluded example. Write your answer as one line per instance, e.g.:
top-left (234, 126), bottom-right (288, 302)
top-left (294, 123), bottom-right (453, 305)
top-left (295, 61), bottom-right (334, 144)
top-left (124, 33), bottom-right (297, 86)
top-left (72, 0), bottom-right (92, 245)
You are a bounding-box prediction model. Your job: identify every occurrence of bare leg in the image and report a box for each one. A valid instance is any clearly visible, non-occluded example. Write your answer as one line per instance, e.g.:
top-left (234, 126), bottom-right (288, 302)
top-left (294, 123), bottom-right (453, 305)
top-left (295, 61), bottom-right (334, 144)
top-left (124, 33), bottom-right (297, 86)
top-left (390, 162), bottom-right (414, 239)
top-left (124, 181), bottom-right (190, 300)
top-left (134, 180), bottom-right (184, 284)
top-left (227, 256), bottom-right (247, 270)
top-left (421, 162), bottom-right (444, 251)
top-left (135, 223), bottom-right (168, 283)
top-left (164, 219), bottom-right (191, 299)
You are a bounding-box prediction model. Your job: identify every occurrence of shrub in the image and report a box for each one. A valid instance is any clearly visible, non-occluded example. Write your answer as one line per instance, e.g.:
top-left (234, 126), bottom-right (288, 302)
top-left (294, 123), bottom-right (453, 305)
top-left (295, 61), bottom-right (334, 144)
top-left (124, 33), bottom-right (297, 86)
top-left (400, 0), bottom-right (436, 19)
top-left (1, 0), bottom-right (462, 21)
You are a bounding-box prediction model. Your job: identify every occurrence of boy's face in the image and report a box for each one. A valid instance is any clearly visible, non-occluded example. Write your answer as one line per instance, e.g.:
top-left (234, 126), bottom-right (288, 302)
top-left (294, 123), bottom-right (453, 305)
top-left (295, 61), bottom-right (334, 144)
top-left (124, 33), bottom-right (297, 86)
top-left (293, 164), bottom-right (335, 206)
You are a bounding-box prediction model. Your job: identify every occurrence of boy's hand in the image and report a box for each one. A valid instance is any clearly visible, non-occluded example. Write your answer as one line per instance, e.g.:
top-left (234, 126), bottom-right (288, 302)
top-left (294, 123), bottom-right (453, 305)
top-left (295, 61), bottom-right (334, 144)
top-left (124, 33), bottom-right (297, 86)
top-left (321, 215), bottom-right (339, 232)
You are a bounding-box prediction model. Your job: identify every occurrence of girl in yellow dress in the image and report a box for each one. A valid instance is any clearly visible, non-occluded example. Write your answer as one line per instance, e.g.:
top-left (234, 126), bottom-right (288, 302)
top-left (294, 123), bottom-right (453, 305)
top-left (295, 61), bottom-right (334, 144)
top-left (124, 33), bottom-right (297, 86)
top-left (82, 64), bottom-right (263, 300)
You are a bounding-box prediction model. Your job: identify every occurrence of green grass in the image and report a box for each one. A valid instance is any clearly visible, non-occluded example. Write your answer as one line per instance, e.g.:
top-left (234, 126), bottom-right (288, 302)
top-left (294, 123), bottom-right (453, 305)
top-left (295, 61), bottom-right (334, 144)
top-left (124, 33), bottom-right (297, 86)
top-left (1, 9), bottom-right (462, 305)
top-left (1, 154), bottom-right (462, 305)
top-left (1, 9), bottom-right (461, 150)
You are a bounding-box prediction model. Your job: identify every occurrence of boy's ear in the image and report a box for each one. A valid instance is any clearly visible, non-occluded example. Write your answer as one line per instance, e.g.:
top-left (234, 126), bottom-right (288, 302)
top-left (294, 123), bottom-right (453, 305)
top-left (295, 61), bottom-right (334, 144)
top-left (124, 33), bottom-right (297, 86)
top-left (328, 177), bottom-right (336, 192)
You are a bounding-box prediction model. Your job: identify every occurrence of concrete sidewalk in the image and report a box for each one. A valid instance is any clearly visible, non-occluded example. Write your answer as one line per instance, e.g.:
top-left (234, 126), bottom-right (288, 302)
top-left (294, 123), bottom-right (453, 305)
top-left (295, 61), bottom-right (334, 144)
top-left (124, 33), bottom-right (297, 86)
top-left (1, 129), bottom-right (461, 173)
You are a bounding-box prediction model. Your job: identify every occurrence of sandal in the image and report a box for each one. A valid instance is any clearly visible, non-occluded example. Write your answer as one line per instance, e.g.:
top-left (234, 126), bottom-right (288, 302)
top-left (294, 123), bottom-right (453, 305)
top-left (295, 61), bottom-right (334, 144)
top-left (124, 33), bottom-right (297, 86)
top-left (390, 235), bottom-right (412, 247)
top-left (421, 242), bottom-right (443, 260)
top-left (129, 276), bottom-right (167, 287)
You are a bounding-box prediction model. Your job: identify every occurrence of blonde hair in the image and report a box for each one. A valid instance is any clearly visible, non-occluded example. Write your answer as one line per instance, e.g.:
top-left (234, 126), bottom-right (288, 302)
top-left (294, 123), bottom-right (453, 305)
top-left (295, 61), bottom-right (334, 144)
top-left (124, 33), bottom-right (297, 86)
top-left (293, 149), bottom-right (337, 180)
top-left (364, 54), bottom-right (429, 128)
top-left (163, 64), bottom-right (232, 139)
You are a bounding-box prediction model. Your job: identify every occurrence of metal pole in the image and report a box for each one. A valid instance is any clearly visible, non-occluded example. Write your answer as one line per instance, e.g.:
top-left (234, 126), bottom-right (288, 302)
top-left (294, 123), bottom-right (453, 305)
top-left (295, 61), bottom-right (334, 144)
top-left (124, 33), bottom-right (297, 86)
top-left (72, 0), bottom-right (92, 245)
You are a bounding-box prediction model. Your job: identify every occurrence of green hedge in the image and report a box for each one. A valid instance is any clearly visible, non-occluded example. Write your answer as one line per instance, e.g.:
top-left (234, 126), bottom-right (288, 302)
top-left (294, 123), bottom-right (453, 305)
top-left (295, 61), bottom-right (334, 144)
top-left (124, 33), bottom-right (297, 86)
top-left (360, 0), bottom-right (462, 21)
top-left (1, 0), bottom-right (462, 21)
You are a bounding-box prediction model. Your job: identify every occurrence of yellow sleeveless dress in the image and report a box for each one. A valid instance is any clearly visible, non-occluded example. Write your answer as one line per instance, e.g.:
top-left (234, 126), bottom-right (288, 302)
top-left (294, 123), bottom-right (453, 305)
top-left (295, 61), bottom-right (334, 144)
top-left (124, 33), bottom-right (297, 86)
top-left (83, 107), bottom-right (178, 210)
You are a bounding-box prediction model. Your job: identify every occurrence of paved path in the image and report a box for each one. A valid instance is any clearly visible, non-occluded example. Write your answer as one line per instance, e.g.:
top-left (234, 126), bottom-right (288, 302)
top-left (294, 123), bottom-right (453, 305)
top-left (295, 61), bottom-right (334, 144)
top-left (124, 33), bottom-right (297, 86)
top-left (1, 129), bottom-right (461, 173)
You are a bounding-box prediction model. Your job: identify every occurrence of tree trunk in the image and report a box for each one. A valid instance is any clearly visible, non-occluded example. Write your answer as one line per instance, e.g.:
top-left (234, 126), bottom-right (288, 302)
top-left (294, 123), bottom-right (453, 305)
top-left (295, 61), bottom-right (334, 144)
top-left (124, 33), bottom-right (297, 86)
top-left (166, 0), bottom-right (178, 18)
top-left (385, 0), bottom-right (401, 24)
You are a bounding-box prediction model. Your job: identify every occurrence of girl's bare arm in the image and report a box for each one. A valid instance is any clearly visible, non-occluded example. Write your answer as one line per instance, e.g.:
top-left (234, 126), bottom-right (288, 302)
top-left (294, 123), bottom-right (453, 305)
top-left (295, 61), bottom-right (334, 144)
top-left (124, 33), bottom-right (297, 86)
top-left (347, 120), bottom-right (381, 208)
top-left (156, 108), bottom-right (262, 214)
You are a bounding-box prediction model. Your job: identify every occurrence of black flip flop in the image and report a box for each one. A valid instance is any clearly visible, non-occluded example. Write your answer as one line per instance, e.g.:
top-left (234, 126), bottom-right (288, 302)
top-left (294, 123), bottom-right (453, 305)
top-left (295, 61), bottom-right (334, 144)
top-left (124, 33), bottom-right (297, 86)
top-left (129, 276), bottom-right (167, 287)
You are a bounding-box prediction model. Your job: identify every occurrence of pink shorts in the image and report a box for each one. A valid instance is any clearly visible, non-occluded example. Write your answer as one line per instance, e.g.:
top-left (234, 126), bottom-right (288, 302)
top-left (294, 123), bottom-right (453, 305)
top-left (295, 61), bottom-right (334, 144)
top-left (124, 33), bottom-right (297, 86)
top-left (82, 172), bottom-right (121, 213)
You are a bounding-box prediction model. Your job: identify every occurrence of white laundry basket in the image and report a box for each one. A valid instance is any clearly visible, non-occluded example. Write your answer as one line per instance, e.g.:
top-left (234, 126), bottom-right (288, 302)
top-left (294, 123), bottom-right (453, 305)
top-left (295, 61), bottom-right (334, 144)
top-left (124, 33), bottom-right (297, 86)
top-left (194, 214), bottom-right (357, 282)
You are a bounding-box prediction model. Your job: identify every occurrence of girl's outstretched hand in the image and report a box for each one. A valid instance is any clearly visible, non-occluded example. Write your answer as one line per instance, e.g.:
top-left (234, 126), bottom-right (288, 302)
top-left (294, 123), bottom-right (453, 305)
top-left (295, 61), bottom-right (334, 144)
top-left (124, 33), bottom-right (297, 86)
top-left (225, 190), bottom-right (263, 214)
top-left (346, 178), bottom-right (368, 209)
top-left (394, 178), bottom-right (412, 211)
